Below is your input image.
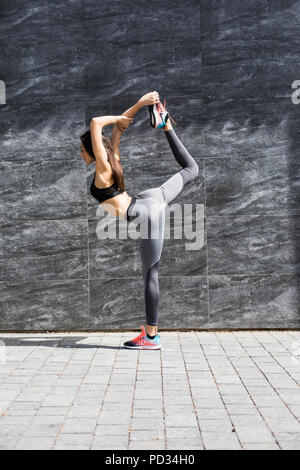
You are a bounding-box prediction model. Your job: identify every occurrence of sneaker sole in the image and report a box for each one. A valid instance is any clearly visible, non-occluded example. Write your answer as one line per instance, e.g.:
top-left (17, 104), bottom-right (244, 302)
top-left (148, 105), bottom-right (156, 127)
top-left (123, 344), bottom-right (161, 350)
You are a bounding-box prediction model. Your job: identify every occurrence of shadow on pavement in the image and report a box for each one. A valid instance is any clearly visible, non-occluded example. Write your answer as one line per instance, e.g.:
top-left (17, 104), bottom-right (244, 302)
top-left (0, 336), bottom-right (125, 350)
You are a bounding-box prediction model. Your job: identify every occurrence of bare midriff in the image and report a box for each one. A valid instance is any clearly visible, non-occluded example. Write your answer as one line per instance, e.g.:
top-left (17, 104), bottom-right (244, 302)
top-left (99, 192), bottom-right (132, 219)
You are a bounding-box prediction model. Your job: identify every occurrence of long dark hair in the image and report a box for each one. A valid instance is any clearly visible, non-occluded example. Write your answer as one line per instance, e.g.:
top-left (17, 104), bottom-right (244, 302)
top-left (80, 129), bottom-right (125, 191)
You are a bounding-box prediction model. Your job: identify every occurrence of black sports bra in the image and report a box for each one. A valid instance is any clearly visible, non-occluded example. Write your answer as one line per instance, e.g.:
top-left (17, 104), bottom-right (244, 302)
top-left (90, 172), bottom-right (124, 203)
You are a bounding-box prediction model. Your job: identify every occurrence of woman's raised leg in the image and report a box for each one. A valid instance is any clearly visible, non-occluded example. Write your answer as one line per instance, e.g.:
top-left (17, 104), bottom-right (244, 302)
top-left (159, 121), bottom-right (199, 205)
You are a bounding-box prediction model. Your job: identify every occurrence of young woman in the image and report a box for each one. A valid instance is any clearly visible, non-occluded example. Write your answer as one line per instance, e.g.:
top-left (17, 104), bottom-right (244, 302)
top-left (80, 91), bottom-right (198, 350)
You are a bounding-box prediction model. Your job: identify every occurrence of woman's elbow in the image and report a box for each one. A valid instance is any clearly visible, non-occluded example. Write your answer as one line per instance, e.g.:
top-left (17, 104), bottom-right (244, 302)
top-left (90, 117), bottom-right (103, 127)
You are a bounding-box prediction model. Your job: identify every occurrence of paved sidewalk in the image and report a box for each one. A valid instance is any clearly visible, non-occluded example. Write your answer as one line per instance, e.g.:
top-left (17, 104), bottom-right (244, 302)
top-left (0, 331), bottom-right (300, 450)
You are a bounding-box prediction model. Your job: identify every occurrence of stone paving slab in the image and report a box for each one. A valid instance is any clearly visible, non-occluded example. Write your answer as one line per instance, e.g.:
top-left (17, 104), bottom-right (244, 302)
top-left (0, 331), bottom-right (300, 450)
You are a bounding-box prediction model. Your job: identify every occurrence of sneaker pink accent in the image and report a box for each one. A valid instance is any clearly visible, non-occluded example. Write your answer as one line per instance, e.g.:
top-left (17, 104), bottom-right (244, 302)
top-left (157, 98), bottom-right (176, 125)
top-left (123, 325), bottom-right (161, 350)
top-left (148, 98), bottom-right (176, 129)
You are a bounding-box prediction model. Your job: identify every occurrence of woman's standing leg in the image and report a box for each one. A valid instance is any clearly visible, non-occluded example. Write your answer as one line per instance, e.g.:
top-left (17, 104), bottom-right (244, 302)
top-left (124, 195), bottom-right (165, 349)
top-left (139, 196), bottom-right (165, 337)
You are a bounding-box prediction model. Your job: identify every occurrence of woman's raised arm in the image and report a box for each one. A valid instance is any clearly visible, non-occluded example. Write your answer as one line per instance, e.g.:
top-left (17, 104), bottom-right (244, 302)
top-left (91, 115), bottom-right (119, 128)
top-left (90, 118), bottom-right (111, 172)
top-left (90, 116), bottom-right (133, 168)
top-left (109, 91), bottom-right (159, 157)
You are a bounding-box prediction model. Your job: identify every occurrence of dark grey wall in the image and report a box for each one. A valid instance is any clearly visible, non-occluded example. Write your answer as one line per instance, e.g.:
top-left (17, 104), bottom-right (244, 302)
top-left (0, 0), bottom-right (299, 330)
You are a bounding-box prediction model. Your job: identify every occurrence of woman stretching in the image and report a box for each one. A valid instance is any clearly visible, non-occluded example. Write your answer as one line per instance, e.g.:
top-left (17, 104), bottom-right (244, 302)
top-left (80, 91), bottom-right (198, 350)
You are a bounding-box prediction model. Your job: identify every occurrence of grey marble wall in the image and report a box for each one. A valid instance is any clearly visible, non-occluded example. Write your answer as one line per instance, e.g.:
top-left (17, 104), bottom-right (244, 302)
top-left (0, 0), bottom-right (299, 330)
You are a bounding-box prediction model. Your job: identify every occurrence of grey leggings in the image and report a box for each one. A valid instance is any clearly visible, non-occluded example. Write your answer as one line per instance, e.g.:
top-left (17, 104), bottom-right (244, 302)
top-left (126, 128), bottom-right (199, 326)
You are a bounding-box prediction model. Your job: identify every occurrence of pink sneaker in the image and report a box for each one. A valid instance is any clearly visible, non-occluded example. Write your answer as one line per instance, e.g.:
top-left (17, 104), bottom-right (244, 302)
top-left (148, 98), bottom-right (176, 129)
top-left (123, 325), bottom-right (161, 350)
